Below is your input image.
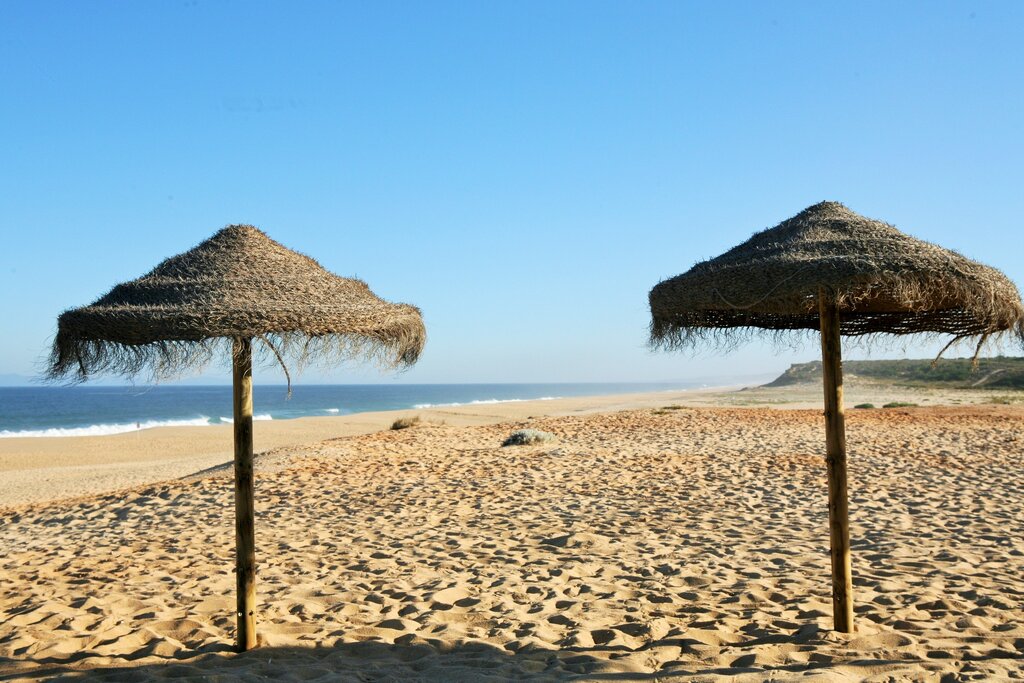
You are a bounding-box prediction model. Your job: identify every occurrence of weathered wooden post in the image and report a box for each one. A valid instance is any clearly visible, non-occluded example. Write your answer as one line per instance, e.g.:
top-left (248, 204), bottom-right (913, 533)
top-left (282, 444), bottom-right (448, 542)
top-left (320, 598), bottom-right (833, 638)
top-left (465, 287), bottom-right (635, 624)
top-left (232, 337), bottom-right (257, 651)
top-left (818, 288), bottom-right (854, 633)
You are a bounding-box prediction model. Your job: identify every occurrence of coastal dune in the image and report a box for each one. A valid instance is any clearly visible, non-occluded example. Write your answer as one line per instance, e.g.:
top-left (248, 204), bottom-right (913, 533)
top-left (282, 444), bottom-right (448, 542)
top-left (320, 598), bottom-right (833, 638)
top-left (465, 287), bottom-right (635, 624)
top-left (2, 395), bottom-right (1023, 680)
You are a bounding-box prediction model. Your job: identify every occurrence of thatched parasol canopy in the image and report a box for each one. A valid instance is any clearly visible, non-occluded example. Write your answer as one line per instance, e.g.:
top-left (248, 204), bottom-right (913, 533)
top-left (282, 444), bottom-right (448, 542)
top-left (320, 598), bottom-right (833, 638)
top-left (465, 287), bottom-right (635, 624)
top-left (46, 224), bottom-right (426, 652)
top-left (648, 201), bottom-right (1023, 635)
top-left (49, 224), bottom-right (426, 381)
top-left (650, 201), bottom-right (1024, 349)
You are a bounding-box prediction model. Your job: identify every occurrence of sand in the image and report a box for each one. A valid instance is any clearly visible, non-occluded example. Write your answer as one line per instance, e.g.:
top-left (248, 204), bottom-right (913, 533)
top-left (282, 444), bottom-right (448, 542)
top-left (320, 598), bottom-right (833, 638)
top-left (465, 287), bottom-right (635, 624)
top-left (2, 386), bottom-right (1023, 681)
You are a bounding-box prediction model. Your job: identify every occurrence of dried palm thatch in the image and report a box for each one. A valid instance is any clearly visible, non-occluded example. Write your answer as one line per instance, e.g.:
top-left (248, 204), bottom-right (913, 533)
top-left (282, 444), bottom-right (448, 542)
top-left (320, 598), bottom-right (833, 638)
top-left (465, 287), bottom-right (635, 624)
top-left (649, 201), bottom-right (1024, 352)
top-left (48, 224), bottom-right (426, 383)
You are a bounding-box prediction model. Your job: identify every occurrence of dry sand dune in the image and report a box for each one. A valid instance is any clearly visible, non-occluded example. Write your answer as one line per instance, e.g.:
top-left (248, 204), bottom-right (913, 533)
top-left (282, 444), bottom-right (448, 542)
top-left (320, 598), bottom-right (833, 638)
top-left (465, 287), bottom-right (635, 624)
top-left (2, 403), bottom-right (1024, 681)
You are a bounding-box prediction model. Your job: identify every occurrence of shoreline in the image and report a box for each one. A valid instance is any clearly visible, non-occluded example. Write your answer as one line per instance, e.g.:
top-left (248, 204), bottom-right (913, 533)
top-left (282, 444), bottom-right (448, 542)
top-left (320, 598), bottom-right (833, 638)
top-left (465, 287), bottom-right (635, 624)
top-left (0, 383), bottom-right (724, 440)
top-left (0, 385), bottom-right (747, 509)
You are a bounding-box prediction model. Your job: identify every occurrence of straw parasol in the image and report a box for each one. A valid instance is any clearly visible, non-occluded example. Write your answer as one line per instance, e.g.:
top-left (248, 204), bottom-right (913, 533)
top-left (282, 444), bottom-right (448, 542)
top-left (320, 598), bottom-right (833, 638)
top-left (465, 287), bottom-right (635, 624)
top-left (648, 201), bottom-right (1024, 633)
top-left (47, 224), bottom-right (426, 651)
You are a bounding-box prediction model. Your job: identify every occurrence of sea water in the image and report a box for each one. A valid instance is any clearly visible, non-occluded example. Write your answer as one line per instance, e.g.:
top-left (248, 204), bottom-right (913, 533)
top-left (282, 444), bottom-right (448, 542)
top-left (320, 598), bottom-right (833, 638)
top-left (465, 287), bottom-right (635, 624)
top-left (0, 383), bottom-right (701, 438)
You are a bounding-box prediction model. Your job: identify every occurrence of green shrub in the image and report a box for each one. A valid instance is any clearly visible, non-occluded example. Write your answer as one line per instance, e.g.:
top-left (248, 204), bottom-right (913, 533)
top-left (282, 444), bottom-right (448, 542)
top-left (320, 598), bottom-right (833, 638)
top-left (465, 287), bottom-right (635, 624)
top-left (502, 429), bottom-right (556, 447)
top-left (984, 395), bottom-right (1023, 405)
top-left (853, 403), bottom-right (875, 409)
top-left (882, 402), bottom-right (918, 409)
top-left (391, 416), bottom-right (421, 430)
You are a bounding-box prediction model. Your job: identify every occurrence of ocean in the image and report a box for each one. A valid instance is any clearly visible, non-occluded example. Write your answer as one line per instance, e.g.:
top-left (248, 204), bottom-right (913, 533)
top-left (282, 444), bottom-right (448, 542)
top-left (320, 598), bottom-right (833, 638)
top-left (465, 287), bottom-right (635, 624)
top-left (0, 383), bottom-right (702, 438)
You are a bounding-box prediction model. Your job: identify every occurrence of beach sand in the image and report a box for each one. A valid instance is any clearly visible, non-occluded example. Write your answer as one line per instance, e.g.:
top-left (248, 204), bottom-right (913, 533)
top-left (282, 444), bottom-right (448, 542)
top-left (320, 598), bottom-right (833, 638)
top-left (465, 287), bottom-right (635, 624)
top-left (2, 386), bottom-right (1023, 680)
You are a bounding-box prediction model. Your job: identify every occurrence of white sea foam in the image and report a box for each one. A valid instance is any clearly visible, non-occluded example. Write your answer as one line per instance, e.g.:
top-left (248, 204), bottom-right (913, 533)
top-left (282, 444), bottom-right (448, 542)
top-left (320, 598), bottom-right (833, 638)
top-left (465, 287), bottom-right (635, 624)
top-left (413, 397), bottom-right (559, 409)
top-left (0, 413), bottom-right (276, 438)
top-left (325, 408), bottom-right (340, 413)
top-left (216, 414), bottom-right (274, 425)
top-left (0, 417), bottom-right (216, 439)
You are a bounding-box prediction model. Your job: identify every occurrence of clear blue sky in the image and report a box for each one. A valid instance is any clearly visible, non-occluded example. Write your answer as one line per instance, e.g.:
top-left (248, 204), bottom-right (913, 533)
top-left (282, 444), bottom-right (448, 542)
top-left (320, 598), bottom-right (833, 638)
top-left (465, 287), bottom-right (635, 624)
top-left (1, 2), bottom-right (1021, 385)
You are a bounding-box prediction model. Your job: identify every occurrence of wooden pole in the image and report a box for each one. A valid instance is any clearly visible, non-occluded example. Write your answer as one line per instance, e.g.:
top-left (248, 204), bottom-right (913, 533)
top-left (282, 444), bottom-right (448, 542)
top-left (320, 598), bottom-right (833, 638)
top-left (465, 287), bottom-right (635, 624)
top-left (818, 289), bottom-right (854, 633)
top-left (232, 337), bottom-right (257, 651)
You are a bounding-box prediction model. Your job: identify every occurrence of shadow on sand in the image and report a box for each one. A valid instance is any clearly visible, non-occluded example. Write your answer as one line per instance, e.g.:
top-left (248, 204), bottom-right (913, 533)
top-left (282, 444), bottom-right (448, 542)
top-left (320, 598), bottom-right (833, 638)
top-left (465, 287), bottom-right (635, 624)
top-left (0, 635), bottom-right (974, 682)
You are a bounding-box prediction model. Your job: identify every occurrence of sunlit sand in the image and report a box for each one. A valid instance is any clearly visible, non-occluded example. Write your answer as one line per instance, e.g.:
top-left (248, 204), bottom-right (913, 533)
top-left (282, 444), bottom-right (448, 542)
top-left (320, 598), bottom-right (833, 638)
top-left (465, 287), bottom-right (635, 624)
top-left (2, 387), bottom-right (1023, 680)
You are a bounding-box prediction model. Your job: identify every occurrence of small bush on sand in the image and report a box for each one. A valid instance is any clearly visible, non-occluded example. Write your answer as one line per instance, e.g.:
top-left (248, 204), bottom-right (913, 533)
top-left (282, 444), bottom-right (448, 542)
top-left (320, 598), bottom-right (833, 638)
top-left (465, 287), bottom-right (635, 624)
top-left (985, 395), bottom-right (1023, 405)
top-left (882, 402), bottom-right (918, 409)
top-left (391, 416), bottom-right (421, 430)
top-left (653, 405), bottom-right (687, 415)
top-left (853, 403), bottom-right (875, 409)
top-left (502, 429), bottom-right (556, 447)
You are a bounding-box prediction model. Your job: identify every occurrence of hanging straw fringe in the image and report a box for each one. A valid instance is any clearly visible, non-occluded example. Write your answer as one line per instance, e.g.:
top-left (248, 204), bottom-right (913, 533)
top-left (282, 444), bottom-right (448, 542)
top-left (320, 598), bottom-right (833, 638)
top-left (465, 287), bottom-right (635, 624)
top-left (970, 333), bottom-right (990, 369)
top-left (258, 334), bottom-right (292, 398)
top-left (931, 335), bottom-right (969, 367)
